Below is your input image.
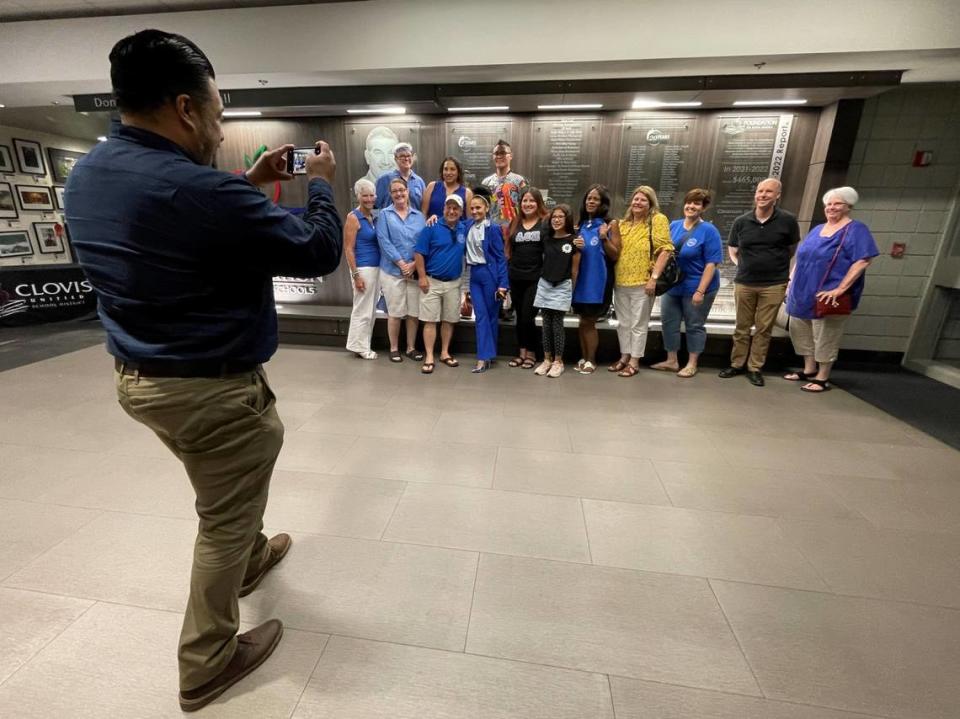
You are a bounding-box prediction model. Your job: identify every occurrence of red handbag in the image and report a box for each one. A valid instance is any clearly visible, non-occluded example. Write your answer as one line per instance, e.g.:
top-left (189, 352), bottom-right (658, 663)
top-left (813, 225), bottom-right (852, 318)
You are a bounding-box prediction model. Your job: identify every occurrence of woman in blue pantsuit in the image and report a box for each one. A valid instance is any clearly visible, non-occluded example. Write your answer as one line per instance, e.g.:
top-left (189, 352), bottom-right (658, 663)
top-left (463, 191), bottom-right (509, 373)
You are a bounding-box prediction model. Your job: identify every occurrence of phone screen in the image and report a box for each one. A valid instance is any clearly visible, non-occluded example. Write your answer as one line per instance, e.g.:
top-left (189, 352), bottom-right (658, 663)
top-left (291, 148), bottom-right (313, 175)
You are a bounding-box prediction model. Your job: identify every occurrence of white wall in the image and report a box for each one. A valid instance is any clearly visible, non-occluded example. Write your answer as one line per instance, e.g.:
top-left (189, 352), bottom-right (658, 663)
top-left (842, 84), bottom-right (960, 352)
top-left (0, 126), bottom-right (93, 268)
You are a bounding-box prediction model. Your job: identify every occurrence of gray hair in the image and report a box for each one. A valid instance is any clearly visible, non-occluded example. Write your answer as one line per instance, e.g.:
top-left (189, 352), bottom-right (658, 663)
top-left (393, 142), bottom-right (414, 157)
top-left (823, 186), bottom-right (859, 207)
top-left (757, 177), bottom-right (782, 192)
top-left (353, 178), bottom-right (375, 197)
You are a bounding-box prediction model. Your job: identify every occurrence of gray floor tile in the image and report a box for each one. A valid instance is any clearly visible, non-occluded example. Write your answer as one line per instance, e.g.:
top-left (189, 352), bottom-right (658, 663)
top-left (495, 447), bottom-right (671, 504)
top-left (712, 580), bottom-right (960, 719)
top-left (264, 470), bottom-right (405, 539)
top-left (570, 423), bottom-right (727, 464)
top-left (331, 435), bottom-right (497, 488)
top-left (583, 500), bottom-right (827, 590)
top-left (299, 406), bottom-right (440, 440)
top-left (467, 554), bottom-right (760, 694)
top-left (274, 431), bottom-right (358, 473)
top-left (5, 512), bottom-right (194, 612)
top-left (294, 635), bottom-right (614, 718)
top-left (431, 410), bottom-right (573, 452)
top-left (241, 533), bottom-right (477, 651)
top-left (0, 602), bottom-right (328, 718)
top-left (779, 517), bottom-right (960, 607)
top-left (654, 460), bottom-right (858, 519)
top-left (610, 676), bottom-right (881, 718)
top-left (0, 500), bottom-right (101, 582)
top-left (0, 588), bottom-right (93, 685)
top-left (383, 484), bottom-right (590, 562)
top-left (825, 475), bottom-right (960, 534)
top-left (844, 443), bottom-right (960, 482)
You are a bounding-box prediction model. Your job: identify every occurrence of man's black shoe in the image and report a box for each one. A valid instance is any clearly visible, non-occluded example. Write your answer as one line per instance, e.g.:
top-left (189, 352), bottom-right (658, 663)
top-left (746, 370), bottom-right (765, 387)
top-left (718, 366), bottom-right (745, 379)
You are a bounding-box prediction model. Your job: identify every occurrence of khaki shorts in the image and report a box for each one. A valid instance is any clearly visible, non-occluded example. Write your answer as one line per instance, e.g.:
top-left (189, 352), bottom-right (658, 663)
top-left (379, 270), bottom-right (420, 318)
top-left (419, 276), bottom-right (462, 324)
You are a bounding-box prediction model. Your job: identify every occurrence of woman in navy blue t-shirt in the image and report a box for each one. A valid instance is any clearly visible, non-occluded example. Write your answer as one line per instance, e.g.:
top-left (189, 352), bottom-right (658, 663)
top-left (650, 188), bottom-right (723, 378)
top-left (571, 184), bottom-right (612, 374)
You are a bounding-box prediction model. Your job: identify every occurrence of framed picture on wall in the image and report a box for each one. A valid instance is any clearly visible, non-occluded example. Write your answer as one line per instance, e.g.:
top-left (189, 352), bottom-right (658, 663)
top-left (0, 182), bottom-right (18, 219)
top-left (15, 185), bottom-right (54, 212)
top-left (0, 145), bottom-right (14, 173)
top-left (0, 230), bottom-right (34, 258)
top-left (53, 186), bottom-right (66, 210)
top-left (13, 139), bottom-right (46, 176)
top-left (34, 222), bottom-right (66, 254)
top-left (47, 148), bottom-right (85, 184)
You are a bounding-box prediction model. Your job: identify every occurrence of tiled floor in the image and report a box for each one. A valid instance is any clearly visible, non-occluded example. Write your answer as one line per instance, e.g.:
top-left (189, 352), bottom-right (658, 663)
top-left (1, 344), bottom-right (959, 718)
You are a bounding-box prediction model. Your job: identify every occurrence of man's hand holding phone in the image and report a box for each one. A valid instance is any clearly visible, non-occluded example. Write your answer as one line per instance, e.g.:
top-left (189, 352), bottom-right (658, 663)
top-left (246, 143), bottom-right (294, 186)
top-left (306, 141), bottom-right (336, 184)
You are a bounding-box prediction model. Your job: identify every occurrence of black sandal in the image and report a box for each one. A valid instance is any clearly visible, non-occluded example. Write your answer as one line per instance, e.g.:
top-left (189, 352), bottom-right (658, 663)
top-left (508, 356), bottom-right (524, 367)
top-left (439, 356), bottom-right (459, 367)
top-left (783, 371), bottom-right (811, 381)
top-left (521, 358), bottom-right (536, 369)
top-left (421, 362), bottom-right (435, 375)
top-left (405, 349), bottom-right (424, 361)
top-left (800, 379), bottom-right (831, 393)
top-left (389, 350), bottom-right (402, 363)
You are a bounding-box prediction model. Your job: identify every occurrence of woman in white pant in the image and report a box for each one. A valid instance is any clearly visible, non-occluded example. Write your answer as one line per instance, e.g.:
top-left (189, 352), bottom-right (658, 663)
top-left (605, 185), bottom-right (674, 377)
top-left (344, 179), bottom-right (381, 359)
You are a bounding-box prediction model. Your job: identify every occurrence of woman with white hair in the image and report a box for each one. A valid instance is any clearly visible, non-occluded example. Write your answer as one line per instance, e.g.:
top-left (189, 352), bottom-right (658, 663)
top-left (784, 186), bottom-right (879, 392)
top-left (344, 178), bottom-right (381, 359)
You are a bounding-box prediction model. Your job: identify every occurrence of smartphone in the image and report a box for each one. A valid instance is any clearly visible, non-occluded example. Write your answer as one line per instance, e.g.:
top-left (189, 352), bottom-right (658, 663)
top-left (286, 147), bottom-right (317, 175)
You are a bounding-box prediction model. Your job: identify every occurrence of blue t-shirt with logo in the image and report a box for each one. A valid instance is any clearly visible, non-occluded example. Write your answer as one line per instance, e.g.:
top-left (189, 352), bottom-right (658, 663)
top-left (667, 219), bottom-right (723, 297)
top-left (572, 217), bottom-right (608, 304)
top-left (414, 221), bottom-right (466, 281)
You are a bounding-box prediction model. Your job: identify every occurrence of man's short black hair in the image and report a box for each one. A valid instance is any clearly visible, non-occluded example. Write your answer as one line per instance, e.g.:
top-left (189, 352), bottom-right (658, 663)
top-left (109, 29), bottom-right (216, 114)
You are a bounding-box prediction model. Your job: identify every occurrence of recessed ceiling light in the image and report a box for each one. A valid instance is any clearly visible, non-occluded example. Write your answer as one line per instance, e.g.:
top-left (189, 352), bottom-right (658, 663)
top-left (0, 104), bottom-right (5, 109)
top-left (631, 100), bottom-right (703, 109)
top-left (732, 99), bottom-right (807, 106)
top-left (447, 106), bottom-right (510, 112)
top-left (346, 106), bottom-right (406, 115)
top-left (537, 103), bottom-right (603, 110)
top-left (222, 110), bottom-right (262, 117)
top-left (97, 136), bottom-right (108, 142)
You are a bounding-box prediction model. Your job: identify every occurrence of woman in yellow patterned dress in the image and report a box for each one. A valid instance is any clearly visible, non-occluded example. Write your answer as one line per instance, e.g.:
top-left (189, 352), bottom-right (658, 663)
top-left (605, 185), bottom-right (674, 377)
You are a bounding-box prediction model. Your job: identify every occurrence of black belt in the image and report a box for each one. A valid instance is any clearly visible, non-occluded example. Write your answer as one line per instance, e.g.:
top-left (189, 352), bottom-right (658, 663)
top-left (115, 357), bottom-right (259, 378)
top-left (429, 275), bottom-right (460, 282)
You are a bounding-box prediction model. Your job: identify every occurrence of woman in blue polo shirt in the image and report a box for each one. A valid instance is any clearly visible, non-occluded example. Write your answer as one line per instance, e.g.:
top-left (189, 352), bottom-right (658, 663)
top-left (571, 184), bottom-right (612, 374)
top-left (344, 178), bottom-right (381, 359)
top-left (651, 188), bottom-right (723, 378)
top-left (421, 156), bottom-right (472, 222)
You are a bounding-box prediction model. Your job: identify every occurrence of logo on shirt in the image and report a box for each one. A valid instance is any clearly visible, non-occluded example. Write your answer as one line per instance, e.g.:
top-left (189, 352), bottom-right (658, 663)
top-left (590, 238), bottom-right (600, 246)
top-left (685, 238), bottom-right (698, 248)
top-left (561, 243), bottom-right (573, 254)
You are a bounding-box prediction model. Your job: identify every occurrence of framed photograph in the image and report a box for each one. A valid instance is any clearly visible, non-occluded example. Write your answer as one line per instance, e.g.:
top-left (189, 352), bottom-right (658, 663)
top-left (47, 148), bottom-right (85, 184)
top-left (53, 186), bottom-right (66, 210)
top-left (0, 182), bottom-right (18, 219)
top-left (34, 222), bottom-right (66, 254)
top-left (13, 139), bottom-right (46, 176)
top-left (0, 145), bottom-right (13, 173)
top-left (0, 230), bottom-right (34, 258)
top-left (15, 185), bottom-right (54, 212)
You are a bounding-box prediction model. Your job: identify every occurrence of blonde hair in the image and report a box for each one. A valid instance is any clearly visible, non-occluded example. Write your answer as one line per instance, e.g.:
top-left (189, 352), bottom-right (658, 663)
top-left (623, 185), bottom-right (660, 222)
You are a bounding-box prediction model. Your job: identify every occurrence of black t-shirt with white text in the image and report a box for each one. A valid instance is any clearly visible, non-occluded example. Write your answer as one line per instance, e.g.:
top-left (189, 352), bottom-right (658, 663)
top-left (509, 221), bottom-right (545, 281)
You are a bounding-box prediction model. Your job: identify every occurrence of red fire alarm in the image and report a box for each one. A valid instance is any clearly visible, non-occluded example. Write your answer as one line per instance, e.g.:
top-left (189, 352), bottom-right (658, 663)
top-left (891, 242), bottom-right (906, 258)
top-left (913, 151), bottom-right (933, 167)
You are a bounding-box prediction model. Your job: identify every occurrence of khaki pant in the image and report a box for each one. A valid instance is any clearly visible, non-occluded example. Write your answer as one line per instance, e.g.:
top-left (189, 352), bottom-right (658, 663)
top-left (789, 315), bottom-right (849, 364)
top-left (116, 367), bottom-right (284, 691)
top-left (731, 282), bottom-right (787, 371)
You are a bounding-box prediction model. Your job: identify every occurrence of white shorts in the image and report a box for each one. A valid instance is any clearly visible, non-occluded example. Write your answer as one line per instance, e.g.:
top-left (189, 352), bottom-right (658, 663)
top-left (379, 270), bottom-right (420, 318)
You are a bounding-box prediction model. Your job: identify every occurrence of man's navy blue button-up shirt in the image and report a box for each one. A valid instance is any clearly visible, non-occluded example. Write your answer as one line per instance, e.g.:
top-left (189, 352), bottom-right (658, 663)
top-left (65, 124), bottom-right (342, 364)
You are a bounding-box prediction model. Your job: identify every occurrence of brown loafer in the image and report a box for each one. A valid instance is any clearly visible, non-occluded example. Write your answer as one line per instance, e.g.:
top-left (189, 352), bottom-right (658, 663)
top-left (239, 533), bottom-right (291, 598)
top-left (178, 618), bottom-right (284, 712)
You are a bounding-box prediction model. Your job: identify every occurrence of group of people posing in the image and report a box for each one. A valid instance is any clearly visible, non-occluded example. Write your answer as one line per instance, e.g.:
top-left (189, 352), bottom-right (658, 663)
top-left (344, 139), bottom-right (879, 391)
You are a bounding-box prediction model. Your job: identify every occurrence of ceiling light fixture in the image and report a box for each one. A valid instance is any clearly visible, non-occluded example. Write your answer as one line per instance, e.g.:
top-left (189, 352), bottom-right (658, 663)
top-left (222, 110), bottom-right (262, 117)
top-left (346, 106), bottom-right (406, 115)
top-left (537, 103), bottom-right (603, 110)
top-left (631, 100), bottom-right (703, 109)
top-left (447, 106), bottom-right (510, 112)
top-left (732, 99), bottom-right (807, 106)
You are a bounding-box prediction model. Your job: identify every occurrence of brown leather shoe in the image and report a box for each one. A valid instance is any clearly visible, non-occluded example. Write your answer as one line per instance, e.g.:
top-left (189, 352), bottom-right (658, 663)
top-left (239, 533), bottom-right (291, 598)
top-left (178, 619), bottom-right (283, 712)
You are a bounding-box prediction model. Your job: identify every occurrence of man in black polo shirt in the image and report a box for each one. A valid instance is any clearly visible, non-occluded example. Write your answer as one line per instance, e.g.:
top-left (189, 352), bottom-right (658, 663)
top-left (719, 178), bottom-right (799, 386)
top-left (65, 31), bottom-right (342, 711)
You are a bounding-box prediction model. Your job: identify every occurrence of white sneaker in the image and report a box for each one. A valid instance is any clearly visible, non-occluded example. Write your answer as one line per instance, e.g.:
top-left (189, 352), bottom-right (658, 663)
top-left (533, 359), bottom-right (553, 376)
top-left (547, 361), bottom-right (565, 378)
top-left (356, 351), bottom-right (378, 360)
